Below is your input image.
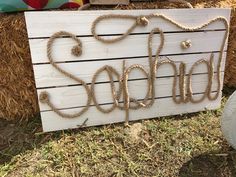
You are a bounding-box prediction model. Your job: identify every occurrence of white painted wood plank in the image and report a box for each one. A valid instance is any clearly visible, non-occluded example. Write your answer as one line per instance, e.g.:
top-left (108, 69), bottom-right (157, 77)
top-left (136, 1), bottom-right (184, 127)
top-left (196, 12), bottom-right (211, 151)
top-left (29, 31), bottom-right (228, 64)
top-left (33, 52), bottom-right (226, 88)
top-left (25, 8), bottom-right (230, 38)
top-left (38, 73), bottom-right (223, 111)
top-left (41, 93), bottom-right (222, 132)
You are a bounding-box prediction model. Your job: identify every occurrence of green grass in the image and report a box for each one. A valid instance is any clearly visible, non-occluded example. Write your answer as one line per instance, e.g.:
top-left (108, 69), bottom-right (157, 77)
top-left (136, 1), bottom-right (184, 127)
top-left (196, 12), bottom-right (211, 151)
top-left (0, 88), bottom-right (236, 177)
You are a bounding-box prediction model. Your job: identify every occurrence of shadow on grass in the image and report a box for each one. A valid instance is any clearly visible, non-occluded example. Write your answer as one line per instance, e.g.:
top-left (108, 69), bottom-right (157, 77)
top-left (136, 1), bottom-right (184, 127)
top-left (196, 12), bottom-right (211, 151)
top-left (178, 87), bottom-right (236, 177)
top-left (179, 149), bottom-right (236, 177)
top-left (0, 115), bottom-right (98, 165)
top-left (223, 86), bottom-right (235, 98)
top-left (0, 117), bottom-right (37, 164)
top-left (0, 116), bottom-right (62, 164)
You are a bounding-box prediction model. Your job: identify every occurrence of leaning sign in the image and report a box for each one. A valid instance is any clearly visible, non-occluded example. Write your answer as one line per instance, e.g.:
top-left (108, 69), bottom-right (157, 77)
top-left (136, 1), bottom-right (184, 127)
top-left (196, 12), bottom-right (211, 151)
top-left (25, 8), bottom-right (231, 132)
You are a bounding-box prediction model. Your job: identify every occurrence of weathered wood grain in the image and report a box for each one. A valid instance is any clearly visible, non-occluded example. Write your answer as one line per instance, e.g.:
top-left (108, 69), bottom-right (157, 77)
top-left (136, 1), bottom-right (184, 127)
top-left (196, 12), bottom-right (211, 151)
top-left (29, 31), bottom-right (227, 64)
top-left (33, 52), bottom-right (226, 88)
top-left (25, 9), bottom-right (230, 38)
top-left (25, 8), bottom-right (230, 132)
top-left (41, 93), bottom-right (222, 132)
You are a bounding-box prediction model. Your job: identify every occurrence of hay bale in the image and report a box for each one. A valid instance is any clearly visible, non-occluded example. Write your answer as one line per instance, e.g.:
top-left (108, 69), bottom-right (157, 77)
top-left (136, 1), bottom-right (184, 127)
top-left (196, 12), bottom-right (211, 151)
top-left (0, 13), bottom-right (38, 121)
top-left (0, 1), bottom-right (235, 121)
top-left (225, 8), bottom-right (236, 87)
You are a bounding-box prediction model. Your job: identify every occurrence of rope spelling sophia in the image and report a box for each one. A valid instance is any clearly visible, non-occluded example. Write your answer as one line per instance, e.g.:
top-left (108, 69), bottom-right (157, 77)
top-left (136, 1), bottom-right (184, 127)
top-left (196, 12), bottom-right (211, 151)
top-left (39, 13), bottom-right (229, 125)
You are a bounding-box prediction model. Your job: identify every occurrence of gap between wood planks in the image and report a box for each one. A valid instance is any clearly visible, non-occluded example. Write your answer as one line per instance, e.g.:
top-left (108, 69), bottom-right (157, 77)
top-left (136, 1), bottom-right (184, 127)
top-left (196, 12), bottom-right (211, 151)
top-left (40, 91), bottom-right (219, 112)
top-left (28, 29), bottom-right (226, 40)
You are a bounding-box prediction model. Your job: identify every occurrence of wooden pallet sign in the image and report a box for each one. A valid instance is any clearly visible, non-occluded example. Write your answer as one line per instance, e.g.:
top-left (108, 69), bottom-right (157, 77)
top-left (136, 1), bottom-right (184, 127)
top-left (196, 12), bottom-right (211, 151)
top-left (25, 8), bottom-right (231, 132)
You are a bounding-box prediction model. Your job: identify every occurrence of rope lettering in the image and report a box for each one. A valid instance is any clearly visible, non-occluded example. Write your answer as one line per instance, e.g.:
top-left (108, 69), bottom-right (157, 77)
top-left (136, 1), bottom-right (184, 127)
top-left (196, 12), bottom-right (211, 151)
top-left (39, 13), bottom-right (229, 125)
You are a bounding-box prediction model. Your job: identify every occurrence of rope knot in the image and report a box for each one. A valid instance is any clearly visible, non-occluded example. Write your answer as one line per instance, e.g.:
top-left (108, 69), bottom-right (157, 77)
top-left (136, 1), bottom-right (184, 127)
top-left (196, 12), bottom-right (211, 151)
top-left (71, 44), bottom-right (82, 56)
top-left (181, 39), bottom-right (192, 49)
top-left (136, 16), bottom-right (149, 26)
top-left (39, 91), bottom-right (50, 103)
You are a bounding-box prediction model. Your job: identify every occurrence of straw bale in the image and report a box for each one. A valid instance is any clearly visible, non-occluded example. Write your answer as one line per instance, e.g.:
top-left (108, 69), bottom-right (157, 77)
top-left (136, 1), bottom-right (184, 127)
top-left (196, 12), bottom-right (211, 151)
top-left (0, 13), bottom-right (38, 121)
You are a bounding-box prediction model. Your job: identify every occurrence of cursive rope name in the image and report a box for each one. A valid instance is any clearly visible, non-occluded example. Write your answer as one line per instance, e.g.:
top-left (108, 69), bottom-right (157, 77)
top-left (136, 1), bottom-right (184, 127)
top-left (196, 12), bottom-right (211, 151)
top-left (40, 13), bottom-right (229, 125)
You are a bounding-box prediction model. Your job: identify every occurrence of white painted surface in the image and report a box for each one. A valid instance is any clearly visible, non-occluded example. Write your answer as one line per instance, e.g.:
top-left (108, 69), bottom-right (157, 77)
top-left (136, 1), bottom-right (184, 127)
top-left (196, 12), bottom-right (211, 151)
top-left (33, 52), bottom-right (226, 88)
top-left (29, 31), bottom-right (227, 64)
top-left (25, 8), bottom-right (230, 38)
top-left (25, 8), bottom-right (230, 132)
top-left (38, 73), bottom-right (223, 111)
top-left (42, 93), bottom-right (222, 132)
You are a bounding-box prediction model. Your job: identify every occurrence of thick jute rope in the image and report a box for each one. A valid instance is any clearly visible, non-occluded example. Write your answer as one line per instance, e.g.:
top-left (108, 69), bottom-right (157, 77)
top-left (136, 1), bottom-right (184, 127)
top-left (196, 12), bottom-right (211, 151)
top-left (40, 31), bottom-right (92, 118)
top-left (91, 14), bottom-right (229, 123)
top-left (40, 13), bottom-right (229, 125)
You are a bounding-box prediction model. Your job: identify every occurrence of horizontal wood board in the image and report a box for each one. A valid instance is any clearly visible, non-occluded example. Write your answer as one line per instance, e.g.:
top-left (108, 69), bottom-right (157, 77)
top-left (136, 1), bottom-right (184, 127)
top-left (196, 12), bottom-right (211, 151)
top-left (25, 8), bottom-right (230, 38)
top-left (41, 94), bottom-right (222, 132)
top-left (34, 52), bottom-right (226, 88)
top-left (25, 8), bottom-right (230, 132)
top-left (29, 31), bottom-right (227, 64)
top-left (38, 73), bottom-right (224, 112)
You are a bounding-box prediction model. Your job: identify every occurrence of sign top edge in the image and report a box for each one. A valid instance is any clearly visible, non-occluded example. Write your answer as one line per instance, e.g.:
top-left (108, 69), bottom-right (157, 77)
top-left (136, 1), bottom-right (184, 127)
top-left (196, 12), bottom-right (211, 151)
top-left (24, 8), bottom-right (231, 15)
